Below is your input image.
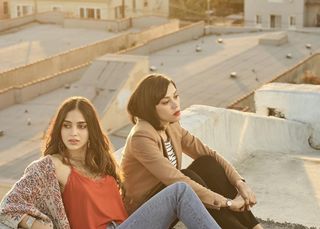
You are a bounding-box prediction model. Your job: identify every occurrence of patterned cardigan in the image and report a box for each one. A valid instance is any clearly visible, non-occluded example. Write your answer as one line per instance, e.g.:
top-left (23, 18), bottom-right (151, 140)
top-left (0, 156), bottom-right (70, 229)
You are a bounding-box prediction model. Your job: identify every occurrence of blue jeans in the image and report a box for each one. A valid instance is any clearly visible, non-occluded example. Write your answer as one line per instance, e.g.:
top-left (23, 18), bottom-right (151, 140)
top-left (110, 182), bottom-right (220, 229)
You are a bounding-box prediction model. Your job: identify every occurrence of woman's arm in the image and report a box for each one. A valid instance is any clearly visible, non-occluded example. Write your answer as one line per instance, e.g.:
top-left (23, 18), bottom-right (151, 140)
top-left (0, 159), bottom-right (52, 228)
top-left (130, 133), bottom-right (226, 209)
top-left (179, 125), bottom-right (244, 186)
top-left (19, 215), bottom-right (52, 229)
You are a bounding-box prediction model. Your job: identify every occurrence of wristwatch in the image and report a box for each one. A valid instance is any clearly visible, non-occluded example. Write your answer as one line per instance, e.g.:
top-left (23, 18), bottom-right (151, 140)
top-left (226, 199), bottom-right (232, 208)
top-left (26, 216), bottom-right (36, 229)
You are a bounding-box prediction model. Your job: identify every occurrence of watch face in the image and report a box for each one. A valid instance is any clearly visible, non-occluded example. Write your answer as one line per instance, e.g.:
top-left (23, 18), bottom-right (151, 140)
top-left (227, 200), bottom-right (232, 207)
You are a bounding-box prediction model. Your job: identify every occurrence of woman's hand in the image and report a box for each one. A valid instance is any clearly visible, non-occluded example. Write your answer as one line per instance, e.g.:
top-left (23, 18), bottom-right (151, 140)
top-left (32, 220), bottom-right (53, 229)
top-left (228, 194), bottom-right (246, 212)
top-left (236, 180), bottom-right (257, 210)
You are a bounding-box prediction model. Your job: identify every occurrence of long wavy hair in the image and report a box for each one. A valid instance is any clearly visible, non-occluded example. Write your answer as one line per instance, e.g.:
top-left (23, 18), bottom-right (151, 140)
top-left (43, 96), bottom-right (124, 192)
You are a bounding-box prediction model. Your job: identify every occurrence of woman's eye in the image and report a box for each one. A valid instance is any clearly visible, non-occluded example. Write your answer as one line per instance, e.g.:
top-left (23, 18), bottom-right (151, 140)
top-left (174, 94), bottom-right (179, 99)
top-left (78, 124), bottom-right (87, 129)
top-left (161, 101), bottom-right (169, 105)
top-left (63, 123), bottom-right (71, 129)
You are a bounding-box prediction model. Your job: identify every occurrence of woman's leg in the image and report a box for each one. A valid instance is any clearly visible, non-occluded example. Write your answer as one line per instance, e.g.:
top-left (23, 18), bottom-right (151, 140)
top-left (181, 168), bottom-right (247, 229)
top-left (118, 182), bottom-right (220, 229)
top-left (187, 155), bottom-right (260, 229)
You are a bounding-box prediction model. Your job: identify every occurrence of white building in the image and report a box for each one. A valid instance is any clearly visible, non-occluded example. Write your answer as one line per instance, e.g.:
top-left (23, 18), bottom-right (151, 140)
top-left (245, 0), bottom-right (320, 29)
top-left (8, 0), bottom-right (169, 19)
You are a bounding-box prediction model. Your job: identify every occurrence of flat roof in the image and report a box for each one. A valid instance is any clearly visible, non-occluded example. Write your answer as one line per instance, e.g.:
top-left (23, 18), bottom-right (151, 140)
top-left (0, 22), bottom-right (121, 72)
top-left (149, 30), bottom-right (320, 109)
top-left (1, 28), bottom-right (320, 227)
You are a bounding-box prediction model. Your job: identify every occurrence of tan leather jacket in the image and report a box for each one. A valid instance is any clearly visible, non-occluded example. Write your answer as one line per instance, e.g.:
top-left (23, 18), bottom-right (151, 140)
top-left (121, 120), bottom-right (243, 214)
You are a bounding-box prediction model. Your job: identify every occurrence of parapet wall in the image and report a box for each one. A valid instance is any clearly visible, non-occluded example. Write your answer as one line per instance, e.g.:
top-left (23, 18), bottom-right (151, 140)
top-left (228, 52), bottom-right (320, 111)
top-left (255, 83), bottom-right (320, 149)
top-left (116, 104), bottom-right (315, 166)
top-left (179, 105), bottom-right (315, 167)
top-left (0, 64), bottom-right (88, 109)
top-left (125, 21), bottom-right (205, 55)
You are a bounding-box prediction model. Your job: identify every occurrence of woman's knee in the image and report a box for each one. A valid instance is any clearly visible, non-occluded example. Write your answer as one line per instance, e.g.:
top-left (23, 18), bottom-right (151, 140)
top-left (191, 155), bottom-right (221, 169)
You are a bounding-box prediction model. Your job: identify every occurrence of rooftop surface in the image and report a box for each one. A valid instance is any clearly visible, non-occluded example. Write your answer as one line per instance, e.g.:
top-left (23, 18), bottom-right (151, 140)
top-left (149, 30), bottom-right (320, 108)
top-left (0, 23), bottom-right (121, 72)
top-left (1, 26), bottom-right (320, 228)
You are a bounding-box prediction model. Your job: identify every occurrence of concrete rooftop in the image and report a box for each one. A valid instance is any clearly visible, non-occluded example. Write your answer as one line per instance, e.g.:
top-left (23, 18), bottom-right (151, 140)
top-left (1, 27), bottom-right (320, 228)
top-left (0, 22), bottom-right (121, 72)
top-left (149, 30), bottom-right (320, 108)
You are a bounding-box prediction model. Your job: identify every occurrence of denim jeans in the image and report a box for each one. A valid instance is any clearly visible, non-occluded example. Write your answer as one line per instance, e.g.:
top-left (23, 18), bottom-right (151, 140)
top-left (113, 182), bottom-right (220, 229)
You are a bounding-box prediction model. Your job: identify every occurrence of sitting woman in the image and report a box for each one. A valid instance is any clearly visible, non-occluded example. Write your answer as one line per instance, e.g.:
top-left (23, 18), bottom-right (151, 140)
top-left (121, 74), bottom-right (263, 229)
top-left (0, 96), bottom-right (220, 229)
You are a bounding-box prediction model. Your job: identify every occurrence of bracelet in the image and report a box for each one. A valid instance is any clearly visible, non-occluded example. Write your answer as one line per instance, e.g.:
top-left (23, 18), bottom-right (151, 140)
top-left (26, 216), bottom-right (36, 229)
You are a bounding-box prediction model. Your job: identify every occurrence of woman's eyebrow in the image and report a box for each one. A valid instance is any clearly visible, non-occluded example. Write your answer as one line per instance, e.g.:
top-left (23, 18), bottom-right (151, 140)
top-left (162, 90), bottom-right (178, 99)
top-left (63, 120), bottom-right (86, 124)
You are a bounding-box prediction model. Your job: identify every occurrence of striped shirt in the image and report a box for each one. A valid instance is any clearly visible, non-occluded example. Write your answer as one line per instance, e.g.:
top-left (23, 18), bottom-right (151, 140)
top-left (164, 140), bottom-right (177, 167)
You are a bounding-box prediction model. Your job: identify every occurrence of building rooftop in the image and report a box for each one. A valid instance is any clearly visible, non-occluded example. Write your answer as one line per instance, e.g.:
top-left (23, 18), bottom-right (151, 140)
top-left (0, 22), bottom-right (121, 72)
top-left (1, 24), bottom-right (320, 228)
top-left (149, 30), bottom-right (320, 108)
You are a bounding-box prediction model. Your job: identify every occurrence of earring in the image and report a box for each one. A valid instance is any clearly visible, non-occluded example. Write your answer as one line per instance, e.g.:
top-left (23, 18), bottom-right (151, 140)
top-left (87, 140), bottom-right (91, 148)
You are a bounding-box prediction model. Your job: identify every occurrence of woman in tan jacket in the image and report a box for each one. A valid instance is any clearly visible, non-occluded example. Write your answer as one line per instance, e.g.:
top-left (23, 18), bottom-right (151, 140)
top-left (121, 74), bottom-right (263, 229)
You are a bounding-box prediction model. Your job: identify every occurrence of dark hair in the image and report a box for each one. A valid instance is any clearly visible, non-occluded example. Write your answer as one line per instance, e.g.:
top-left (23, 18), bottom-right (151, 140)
top-left (127, 74), bottom-right (176, 130)
top-left (43, 96), bottom-right (124, 192)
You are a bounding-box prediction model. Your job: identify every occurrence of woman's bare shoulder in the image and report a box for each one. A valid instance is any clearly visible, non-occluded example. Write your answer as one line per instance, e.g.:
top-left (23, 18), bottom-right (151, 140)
top-left (49, 154), bottom-right (65, 168)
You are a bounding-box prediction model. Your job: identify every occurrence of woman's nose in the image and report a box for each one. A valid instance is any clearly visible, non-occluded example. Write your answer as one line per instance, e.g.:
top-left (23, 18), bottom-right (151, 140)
top-left (171, 101), bottom-right (178, 109)
top-left (71, 126), bottom-right (78, 135)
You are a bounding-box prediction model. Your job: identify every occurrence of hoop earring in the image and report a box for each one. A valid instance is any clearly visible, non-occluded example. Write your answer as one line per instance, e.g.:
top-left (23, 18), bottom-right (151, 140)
top-left (87, 140), bottom-right (91, 148)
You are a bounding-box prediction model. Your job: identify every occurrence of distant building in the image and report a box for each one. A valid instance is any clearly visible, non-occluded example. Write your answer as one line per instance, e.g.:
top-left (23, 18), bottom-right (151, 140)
top-left (245, 0), bottom-right (320, 29)
top-left (0, 0), bottom-right (9, 19)
top-left (8, 0), bottom-right (169, 19)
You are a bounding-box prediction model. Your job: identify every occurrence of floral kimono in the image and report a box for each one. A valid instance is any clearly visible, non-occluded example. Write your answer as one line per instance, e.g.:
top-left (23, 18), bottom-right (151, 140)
top-left (0, 156), bottom-right (70, 229)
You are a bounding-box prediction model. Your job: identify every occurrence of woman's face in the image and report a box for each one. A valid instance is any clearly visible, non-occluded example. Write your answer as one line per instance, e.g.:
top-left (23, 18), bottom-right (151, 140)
top-left (155, 83), bottom-right (181, 126)
top-left (61, 109), bottom-right (89, 155)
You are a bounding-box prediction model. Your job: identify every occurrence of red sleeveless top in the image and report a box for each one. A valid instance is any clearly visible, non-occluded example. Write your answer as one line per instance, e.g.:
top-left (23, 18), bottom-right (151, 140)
top-left (62, 168), bottom-right (128, 229)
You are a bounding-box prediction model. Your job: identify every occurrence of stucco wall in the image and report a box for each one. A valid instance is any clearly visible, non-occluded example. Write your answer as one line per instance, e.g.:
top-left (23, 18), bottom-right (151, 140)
top-left (128, 19), bottom-right (179, 46)
top-left (244, 0), bottom-right (305, 28)
top-left (131, 15), bottom-right (170, 28)
top-left (64, 17), bottom-right (131, 32)
top-left (116, 104), bottom-right (315, 167)
top-left (125, 21), bottom-right (205, 55)
top-left (228, 53), bottom-right (320, 111)
top-left (0, 64), bottom-right (88, 110)
top-left (255, 83), bottom-right (320, 149)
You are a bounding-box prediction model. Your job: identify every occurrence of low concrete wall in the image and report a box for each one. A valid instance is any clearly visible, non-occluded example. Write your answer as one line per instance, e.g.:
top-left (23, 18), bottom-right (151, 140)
top-left (0, 14), bottom-right (34, 32)
top-left (64, 17), bottom-right (131, 32)
top-left (128, 19), bottom-right (180, 46)
top-left (0, 64), bottom-right (88, 110)
top-left (36, 11), bottom-right (64, 25)
top-left (125, 21), bottom-right (205, 55)
top-left (255, 83), bottom-right (320, 149)
top-left (179, 105), bottom-right (315, 167)
top-left (0, 11), bottom-right (64, 32)
top-left (132, 15), bottom-right (170, 28)
top-left (228, 53), bottom-right (320, 111)
top-left (205, 26), bottom-right (261, 35)
top-left (116, 104), bottom-right (315, 166)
